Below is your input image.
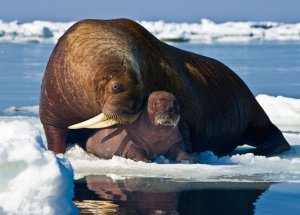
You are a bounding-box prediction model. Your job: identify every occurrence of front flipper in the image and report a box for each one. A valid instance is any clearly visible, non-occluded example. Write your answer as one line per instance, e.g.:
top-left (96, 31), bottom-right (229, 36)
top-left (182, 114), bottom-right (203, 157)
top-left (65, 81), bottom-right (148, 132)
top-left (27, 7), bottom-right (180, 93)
top-left (167, 142), bottom-right (199, 163)
top-left (43, 124), bottom-right (68, 154)
top-left (124, 142), bottom-right (150, 163)
top-left (176, 151), bottom-right (200, 163)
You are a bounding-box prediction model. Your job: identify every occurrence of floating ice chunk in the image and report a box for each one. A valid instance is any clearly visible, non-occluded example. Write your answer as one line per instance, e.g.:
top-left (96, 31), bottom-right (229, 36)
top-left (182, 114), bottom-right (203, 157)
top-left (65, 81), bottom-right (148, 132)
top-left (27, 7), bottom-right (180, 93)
top-left (256, 94), bottom-right (300, 126)
top-left (0, 19), bottom-right (300, 44)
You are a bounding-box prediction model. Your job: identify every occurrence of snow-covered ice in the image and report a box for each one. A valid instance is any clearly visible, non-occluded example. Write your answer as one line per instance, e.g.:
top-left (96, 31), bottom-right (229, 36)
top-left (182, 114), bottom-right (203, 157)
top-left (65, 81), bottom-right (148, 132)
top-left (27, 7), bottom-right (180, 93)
top-left (0, 19), bottom-right (300, 44)
top-left (0, 118), bottom-right (78, 214)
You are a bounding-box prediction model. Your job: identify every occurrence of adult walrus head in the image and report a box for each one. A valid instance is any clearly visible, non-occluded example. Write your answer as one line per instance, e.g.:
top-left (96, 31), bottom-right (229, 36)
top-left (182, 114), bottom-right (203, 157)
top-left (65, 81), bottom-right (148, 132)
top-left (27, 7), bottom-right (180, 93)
top-left (40, 20), bottom-right (146, 152)
top-left (66, 52), bottom-right (144, 129)
top-left (40, 18), bottom-right (290, 156)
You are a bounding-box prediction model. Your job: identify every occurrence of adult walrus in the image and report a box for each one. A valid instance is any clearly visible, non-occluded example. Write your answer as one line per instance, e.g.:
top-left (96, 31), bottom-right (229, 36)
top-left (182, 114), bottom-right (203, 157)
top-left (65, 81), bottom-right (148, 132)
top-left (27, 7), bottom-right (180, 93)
top-left (85, 91), bottom-right (197, 162)
top-left (40, 18), bottom-right (290, 157)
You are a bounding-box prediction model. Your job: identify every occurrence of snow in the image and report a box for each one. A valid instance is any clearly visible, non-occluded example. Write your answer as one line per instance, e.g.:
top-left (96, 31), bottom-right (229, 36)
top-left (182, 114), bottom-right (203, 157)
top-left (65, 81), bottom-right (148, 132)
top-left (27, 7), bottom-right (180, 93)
top-left (256, 94), bottom-right (300, 126)
top-left (0, 94), bottom-right (299, 214)
top-left (0, 19), bottom-right (300, 44)
top-left (0, 119), bottom-right (78, 214)
top-left (0, 20), bottom-right (73, 43)
top-left (66, 134), bottom-right (300, 182)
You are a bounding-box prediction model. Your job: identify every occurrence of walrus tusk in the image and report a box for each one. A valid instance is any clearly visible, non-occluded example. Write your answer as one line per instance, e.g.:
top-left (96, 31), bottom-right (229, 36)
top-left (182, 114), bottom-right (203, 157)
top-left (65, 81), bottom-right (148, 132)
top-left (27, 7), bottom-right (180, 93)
top-left (68, 113), bottom-right (109, 129)
top-left (68, 112), bottom-right (140, 129)
top-left (83, 118), bottom-right (119, 128)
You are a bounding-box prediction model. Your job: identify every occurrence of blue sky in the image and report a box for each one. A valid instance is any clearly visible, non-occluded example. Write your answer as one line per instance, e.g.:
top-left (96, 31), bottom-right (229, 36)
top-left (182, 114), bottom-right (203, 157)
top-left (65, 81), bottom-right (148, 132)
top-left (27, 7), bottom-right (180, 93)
top-left (0, 0), bottom-right (299, 23)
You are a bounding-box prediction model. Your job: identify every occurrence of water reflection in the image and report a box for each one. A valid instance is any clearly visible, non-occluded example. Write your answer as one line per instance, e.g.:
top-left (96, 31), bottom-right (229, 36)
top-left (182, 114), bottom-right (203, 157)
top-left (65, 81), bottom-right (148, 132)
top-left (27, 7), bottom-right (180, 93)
top-left (73, 175), bottom-right (272, 215)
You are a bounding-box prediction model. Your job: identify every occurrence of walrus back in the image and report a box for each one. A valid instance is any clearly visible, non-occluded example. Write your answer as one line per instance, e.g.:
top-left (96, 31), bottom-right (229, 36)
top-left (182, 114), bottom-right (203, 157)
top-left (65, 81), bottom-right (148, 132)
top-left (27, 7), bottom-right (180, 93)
top-left (167, 47), bottom-right (269, 154)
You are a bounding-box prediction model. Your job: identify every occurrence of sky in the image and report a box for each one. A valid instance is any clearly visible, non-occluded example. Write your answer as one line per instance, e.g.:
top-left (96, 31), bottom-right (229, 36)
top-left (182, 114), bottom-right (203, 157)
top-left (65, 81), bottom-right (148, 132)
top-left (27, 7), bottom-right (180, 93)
top-left (0, 0), bottom-right (299, 23)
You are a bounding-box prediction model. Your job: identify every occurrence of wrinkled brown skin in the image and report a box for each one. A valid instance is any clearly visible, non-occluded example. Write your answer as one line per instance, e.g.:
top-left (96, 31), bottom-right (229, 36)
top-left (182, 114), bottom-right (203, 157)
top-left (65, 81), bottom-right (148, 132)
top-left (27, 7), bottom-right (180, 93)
top-left (40, 18), bottom-right (290, 157)
top-left (86, 91), bottom-right (197, 162)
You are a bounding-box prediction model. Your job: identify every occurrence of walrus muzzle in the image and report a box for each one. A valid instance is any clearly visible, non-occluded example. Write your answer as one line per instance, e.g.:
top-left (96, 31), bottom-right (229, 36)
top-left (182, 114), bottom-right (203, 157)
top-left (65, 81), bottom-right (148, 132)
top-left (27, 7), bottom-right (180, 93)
top-left (154, 111), bottom-right (180, 127)
top-left (68, 112), bottom-right (140, 129)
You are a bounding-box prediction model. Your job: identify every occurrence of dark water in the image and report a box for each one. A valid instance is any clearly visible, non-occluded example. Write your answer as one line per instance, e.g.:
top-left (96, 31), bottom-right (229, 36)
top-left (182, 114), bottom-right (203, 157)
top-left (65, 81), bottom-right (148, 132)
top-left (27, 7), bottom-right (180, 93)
top-left (73, 175), bottom-right (272, 215)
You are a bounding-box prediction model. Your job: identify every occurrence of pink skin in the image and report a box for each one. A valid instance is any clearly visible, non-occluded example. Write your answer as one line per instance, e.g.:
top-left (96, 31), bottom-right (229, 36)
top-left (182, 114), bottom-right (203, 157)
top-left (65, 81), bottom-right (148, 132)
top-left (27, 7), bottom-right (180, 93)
top-left (86, 91), bottom-right (198, 162)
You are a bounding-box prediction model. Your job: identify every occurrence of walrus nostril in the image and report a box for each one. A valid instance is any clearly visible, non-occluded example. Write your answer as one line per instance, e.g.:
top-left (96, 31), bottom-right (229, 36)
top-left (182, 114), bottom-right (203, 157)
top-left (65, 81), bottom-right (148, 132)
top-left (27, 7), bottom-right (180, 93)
top-left (168, 107), bottom-right (174, 113)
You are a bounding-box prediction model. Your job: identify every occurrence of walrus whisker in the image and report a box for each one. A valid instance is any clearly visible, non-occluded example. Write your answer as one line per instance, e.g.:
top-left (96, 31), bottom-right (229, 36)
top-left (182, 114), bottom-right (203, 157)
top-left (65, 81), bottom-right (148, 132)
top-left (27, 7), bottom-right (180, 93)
top-left (154, 111), bottom-right (180, 127)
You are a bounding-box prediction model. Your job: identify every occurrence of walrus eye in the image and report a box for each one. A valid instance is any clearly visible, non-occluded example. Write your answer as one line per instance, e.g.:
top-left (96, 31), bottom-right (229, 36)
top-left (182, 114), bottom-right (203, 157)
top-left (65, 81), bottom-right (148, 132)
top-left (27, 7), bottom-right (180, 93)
top-left (112, 83), bottom-right (122, 93)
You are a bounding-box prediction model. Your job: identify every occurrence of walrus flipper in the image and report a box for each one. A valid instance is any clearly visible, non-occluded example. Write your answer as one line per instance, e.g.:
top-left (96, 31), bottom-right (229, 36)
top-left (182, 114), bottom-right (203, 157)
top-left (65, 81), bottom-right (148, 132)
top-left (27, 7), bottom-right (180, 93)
top-left (125, 143), bottom-right (150, 163)
top-left (43, 124), bottom-right (68, 154)
top-left (242, 123), bottom-right (290, 156)
top-left (252, 124), bottom-right (290, 156)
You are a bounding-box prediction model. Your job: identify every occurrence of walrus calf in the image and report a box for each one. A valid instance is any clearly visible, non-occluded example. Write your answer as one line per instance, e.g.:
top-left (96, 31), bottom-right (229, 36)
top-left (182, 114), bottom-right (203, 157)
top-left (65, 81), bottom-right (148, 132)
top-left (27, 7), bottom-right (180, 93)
top-left (85, 91), bottom-right (197, 162)
top-left (40, 18), bottom-right (290, 157)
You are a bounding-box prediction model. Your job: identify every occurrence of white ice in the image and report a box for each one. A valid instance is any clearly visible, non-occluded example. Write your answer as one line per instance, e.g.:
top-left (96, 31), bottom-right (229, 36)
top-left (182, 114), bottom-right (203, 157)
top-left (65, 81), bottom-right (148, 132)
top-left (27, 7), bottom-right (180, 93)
top-left (0, 118), bottom-right (78, 215)
top-left (0, 94), bottom-right (300, 214)
top-left (0, 19), bottom-right (300, 44)
top-left (257, 94), bottom-right (300, 126)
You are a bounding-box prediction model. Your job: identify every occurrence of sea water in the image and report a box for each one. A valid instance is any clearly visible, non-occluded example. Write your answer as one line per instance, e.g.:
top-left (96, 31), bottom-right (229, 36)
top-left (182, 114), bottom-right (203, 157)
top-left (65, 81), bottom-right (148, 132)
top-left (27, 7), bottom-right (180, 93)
top-left (1, 25), bottom-right (300, 214)
top-left (0, 43), bottom-right (52, 112)
top-left (1, 41), bottom-right (300, 113)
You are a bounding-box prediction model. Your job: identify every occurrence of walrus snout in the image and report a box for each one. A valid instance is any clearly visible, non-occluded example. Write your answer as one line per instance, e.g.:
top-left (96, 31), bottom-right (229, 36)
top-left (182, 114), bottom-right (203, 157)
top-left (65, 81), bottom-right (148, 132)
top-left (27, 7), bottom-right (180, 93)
top-left (153, 101), bottom-right (180, 127)
top-left (154, 111), bottom-right (180, 127)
